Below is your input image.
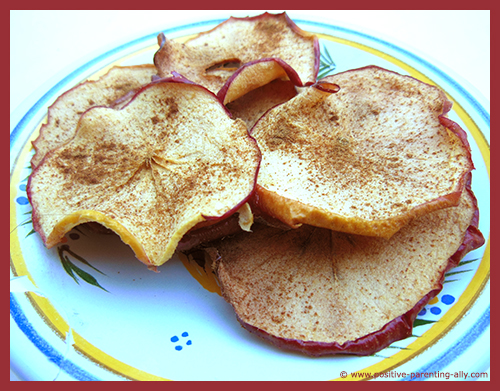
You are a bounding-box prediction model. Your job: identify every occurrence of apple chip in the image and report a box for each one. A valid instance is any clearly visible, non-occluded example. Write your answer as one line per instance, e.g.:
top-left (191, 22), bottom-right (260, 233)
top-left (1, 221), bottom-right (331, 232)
top-left (217, 58), bottom-right (303, 105)
top-left (154, 12), bottom-right (319, 96)
top-left (28, 76), bottom-right (261, 267)
top-left (225, 78), bottom-right (298, 130)
top-left (209, 181), bottom-right (484, 356)
top-left (251, 66), bottom-right (474, 238)
top-left (31, 64), bottom-right (157, 168)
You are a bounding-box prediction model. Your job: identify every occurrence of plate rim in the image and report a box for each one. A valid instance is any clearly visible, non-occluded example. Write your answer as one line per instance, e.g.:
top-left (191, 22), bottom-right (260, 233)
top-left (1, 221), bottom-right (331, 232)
top-left (10, 15), bottom-right (490, 381)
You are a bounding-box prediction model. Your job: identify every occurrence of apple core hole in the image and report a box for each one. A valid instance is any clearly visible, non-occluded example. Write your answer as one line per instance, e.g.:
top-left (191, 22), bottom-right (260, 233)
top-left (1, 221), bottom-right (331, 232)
top-left (206, 59), bottom-right (242, 73)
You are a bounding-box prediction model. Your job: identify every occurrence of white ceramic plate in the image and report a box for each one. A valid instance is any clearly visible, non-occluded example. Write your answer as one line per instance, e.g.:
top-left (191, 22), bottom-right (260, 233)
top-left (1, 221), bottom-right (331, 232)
top-left (10, 15), bottom-right (490, 381)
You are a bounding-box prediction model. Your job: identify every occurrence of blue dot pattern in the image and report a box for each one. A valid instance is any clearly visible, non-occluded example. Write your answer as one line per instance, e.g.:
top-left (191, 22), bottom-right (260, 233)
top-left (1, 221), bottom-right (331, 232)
top-left (441, 294), bottom-right (455, 305)
top-left (171, 332), bottom-right (191, 351)
top-left (16, 196), bottom-right (29, 205)
top-left (418, 294), bottom-right (456, 321)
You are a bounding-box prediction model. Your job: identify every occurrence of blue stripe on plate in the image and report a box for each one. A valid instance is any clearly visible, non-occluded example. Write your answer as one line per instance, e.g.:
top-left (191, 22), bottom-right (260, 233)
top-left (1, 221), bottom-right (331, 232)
top-left (402, 306), bottom-right (490, 381)
top-left (10, 293), bottom-right (99, 381)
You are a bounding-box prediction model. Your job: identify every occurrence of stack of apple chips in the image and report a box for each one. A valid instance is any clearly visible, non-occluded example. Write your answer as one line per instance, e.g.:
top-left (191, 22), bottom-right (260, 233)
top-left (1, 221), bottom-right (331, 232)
top-left (28, 12), bottom-right (484, 356)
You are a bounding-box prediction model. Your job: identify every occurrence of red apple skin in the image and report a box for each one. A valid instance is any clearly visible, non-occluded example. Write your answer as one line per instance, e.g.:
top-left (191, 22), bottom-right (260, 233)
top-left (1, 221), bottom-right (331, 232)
top-left (233, 176), bottom-right (485, 357)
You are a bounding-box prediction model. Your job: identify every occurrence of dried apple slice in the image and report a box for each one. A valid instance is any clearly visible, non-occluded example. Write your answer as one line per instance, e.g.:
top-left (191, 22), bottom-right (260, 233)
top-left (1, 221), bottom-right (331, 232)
top-left (225, 77), bottom-right (298, 130)
top-left (217, 58), bottom-right (303, 105)
top-left (31, 64), bottom-right (157, 168)
top-left (208, 179), bottom-right (484, 356)
top-left (154, 12), bottom-right (319, 96)
top-left (27, 76), bottom-right (261, 268)
top-left (251, 66), bottom-right (474, 238)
